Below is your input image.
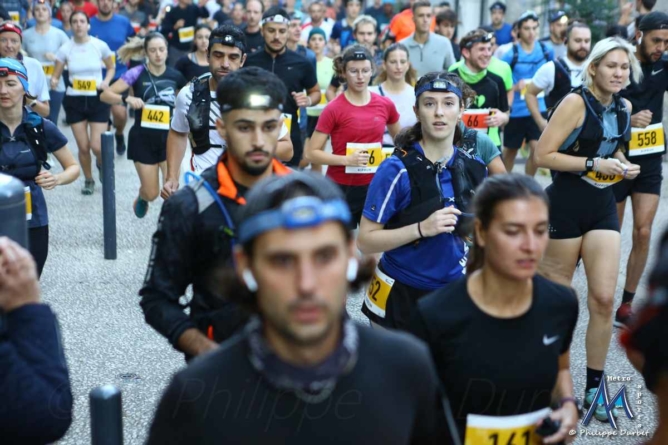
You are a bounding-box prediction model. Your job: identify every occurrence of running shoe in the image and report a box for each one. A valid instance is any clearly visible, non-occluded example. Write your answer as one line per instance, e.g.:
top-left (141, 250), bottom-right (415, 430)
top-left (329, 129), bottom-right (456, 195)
top-left (133, 197), bottom-right (149, 218)
top-left (584, 388), bottom-right (620, 422)
top-left (81, 179), bottom-right (95, 195)
top-left (614, 302), bottom-right (634, 330)
top-left (115, 133), bottom-right (126, 156)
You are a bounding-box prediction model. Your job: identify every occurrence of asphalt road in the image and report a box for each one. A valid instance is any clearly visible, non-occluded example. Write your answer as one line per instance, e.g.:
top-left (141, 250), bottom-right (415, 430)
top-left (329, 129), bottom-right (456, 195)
top-left (39, 118), bottom-right (667, 444)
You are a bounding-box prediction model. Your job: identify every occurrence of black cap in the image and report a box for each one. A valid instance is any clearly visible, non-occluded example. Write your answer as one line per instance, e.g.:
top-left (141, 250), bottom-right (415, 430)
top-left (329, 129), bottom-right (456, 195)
top-left (549, 10), bottom-right (567, 24)
top-left (489, 1), bottom-right (505, 12)
top-left (638, 11), bottom-right (668, 32)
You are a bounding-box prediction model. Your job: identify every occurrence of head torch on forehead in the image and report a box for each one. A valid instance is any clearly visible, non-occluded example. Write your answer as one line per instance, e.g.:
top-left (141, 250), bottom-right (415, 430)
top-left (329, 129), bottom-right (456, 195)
top-left (220, 93), bottom-right (284, 112)
top-left (463, 32), bottom-right (493, 49)
top-left (0, 66), bottom-right (26, 79)
top-left (415, 78), bottom-right (462, 99)
top-left (209, 34), bottom-right (246, 52)
top-left (519, 11), bottom-right (539, 23)
top-left (237, 196), bottom-right (352, 244)
top-left (343, 50), bottom-right (370, 63)
top-left (262, 14), bottom-right (290, 26)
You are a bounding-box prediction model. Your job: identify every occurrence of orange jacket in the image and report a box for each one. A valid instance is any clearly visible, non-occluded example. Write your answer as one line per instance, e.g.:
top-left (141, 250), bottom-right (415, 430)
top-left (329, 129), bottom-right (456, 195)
top-left (387, 9), bottom-right (436, 42)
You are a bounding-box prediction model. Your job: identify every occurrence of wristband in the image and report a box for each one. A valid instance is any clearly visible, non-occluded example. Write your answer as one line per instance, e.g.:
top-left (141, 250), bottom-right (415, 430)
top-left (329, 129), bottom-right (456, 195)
top-left (417, 222), bottom-right (424, 238)
top-left (559, 397), bottom-right (578, 409)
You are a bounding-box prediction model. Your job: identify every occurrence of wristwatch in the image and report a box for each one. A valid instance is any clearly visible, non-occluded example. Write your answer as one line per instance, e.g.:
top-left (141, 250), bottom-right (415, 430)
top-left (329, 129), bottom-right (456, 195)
top-left (585, 157), bottom-right (595, 172)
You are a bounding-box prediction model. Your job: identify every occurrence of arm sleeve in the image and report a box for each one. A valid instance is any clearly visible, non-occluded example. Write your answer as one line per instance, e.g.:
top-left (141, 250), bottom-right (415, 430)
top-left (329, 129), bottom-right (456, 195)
top-left (531, 62), bottom-right (555, 91)
top-left (474, 131), bottom-right (501, 165)
top-left (146, 373), bottom-right (197, 445)
top-left (0, 304), bottom-right (73, 444)
top-left (43, 120), bottom-right (69, 153)
top-left (362, 158), bottom-right (411, 224)
top-left (120, 64), bottom-right (145, 86)
top-left (171, 86), bottom-right (192, 133)
top-left (138, 191), bottom-right (200, 346)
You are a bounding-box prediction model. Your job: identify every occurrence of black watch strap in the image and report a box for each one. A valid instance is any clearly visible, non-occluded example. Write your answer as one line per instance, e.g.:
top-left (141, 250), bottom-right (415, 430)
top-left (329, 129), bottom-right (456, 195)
top-left (585, 157), bottom-right (594, 172)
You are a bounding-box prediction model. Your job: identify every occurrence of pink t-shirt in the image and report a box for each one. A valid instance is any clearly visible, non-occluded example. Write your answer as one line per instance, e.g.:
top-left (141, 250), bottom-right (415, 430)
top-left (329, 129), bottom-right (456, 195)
top-left (316, 92), bottom-right (400, 186)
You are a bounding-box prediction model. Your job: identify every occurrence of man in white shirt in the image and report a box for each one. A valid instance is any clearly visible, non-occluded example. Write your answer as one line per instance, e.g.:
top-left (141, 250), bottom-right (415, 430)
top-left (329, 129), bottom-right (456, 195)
top-left (300, 0), bottom-right (334, 43)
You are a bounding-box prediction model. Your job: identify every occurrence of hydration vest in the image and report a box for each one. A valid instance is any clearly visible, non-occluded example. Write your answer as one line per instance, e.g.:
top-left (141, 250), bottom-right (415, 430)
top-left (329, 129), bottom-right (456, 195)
top-left (510, 40), bottom-right (550, 70)
top-left (186, 73), bottom-right (214, 156)
top-left (545, 57), bottom-right (573, 109)
top-left (0, 109), bottom-right (50, 175)
top-left (550, 86), bottom-right (630, 159)
top-left (385, 137), bottom-right (487, 239)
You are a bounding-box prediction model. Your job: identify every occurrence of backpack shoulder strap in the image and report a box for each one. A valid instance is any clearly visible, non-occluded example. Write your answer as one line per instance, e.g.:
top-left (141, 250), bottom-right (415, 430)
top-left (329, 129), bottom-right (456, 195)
top-left (510, 43), bottom-right (519, 70)
top-left (538, 40), bottom-right (550, 62)
top-left (23, 110), bottom-right (49, 169)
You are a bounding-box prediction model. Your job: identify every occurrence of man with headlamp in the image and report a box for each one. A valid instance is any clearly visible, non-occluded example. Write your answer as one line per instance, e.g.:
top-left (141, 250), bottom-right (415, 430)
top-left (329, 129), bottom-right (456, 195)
top-left (147, 171), bottom-right (448, 444)
top-left (161, 25), bottom-right (292, 199)
top-left (140, 66), bottom-right (292, 361)
top-left (245, 6), bottom-right (320, 167)
top-left (540, 10), bottom-right (569, 59)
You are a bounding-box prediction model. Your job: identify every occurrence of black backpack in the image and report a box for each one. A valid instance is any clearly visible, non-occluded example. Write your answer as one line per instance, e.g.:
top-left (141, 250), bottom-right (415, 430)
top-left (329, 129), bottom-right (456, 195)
top-left (0, 109), bottom-right (50, 172)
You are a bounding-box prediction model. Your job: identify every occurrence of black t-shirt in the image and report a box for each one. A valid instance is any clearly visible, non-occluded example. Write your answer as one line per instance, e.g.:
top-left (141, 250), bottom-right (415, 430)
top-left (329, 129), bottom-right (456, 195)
top-left (174, 54), bottom-right (209, 82)
top-left (213, 10), bottom-right (229, 25)
top-left (146, 326), bottom-right (449, 444)
top-left (409, 275), bottom-right (578, 442)
top-left (124, 65), bottom-right (188, 130)
top-left (244, 28), bottom-right (265, 53)
top-left (160, 4), bottom-right (209, 51)
top-left (463, 70), bottom-right (509, 113)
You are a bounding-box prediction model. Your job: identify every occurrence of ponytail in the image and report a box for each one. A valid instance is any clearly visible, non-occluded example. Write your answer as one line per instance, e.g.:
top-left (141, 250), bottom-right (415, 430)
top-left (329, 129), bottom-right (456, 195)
top-left (118, 36), bottom-right (146, 63)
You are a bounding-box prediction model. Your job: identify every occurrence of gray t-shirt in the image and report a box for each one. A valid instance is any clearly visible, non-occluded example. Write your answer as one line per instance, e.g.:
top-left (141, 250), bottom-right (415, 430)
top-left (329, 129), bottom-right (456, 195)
top-left (22, 26), bottom-right (70, 92)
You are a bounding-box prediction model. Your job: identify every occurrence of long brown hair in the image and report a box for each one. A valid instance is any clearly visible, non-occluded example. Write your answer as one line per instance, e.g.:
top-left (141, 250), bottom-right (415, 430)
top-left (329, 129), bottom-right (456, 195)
top-left (373, 43), bottom-right (417, 86)
top-left (466, 174), bottom-right (549, 274)
top-left (394, 71), bottom-right (476, 149)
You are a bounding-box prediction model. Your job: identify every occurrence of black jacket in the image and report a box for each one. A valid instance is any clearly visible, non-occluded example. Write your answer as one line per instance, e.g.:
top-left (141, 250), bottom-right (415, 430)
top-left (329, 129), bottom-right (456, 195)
top-left (0, 304), bottom-right (73, 444)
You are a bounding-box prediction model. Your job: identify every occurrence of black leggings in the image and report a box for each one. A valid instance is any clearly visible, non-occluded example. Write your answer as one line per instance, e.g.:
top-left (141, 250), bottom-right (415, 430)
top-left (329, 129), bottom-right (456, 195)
top-left (29, 226), bottom-right (49, 277)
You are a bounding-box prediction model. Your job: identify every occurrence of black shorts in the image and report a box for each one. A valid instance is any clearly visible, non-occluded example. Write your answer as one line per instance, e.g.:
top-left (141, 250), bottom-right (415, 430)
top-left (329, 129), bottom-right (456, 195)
top-left (307, 115), bottom-right (320, 138)
top-left (612, 155), bottom-right (664, 201)
top-left (504, 116), bottom-right (542, 149)
top-left (361, 263), bottom-right (431, 331)
top-left (128, 126), bottom-right (168, 165)
top-left (547, 173), bottom-right (620, 239)
top-left (63, 94), bottom-right (111, 124)
top-left (337, 183), bottom-right (369, 229)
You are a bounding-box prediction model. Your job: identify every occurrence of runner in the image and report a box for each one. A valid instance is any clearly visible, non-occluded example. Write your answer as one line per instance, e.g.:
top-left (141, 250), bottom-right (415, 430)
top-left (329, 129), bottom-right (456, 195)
top-left (101, 33), bottom-right (187, 218)
top-left (243, 0), bottom-right (264, 53)
top-left (140, 67), bottom-right (293, 360)
top-left (174, 24), bottom-right (210, 80)
top-left (0, 22), bottom-right (50, 118)
top-left (620, 229), bottom-right (668, 445)
top-left (369, 43), bottom-right (416, 147)
top-left (161, 25), bottom-right (293, 199)
top-left (22, 1), bottom-right (69, 124)
top-left (118, 0), bottom-right (151, 37)
top-left (90, 0), bottom-right (136, 156)
top-left (540, 10), bottom-right (568, 59)
top-left (160, 0), bottom-right (209, 65)
top-left (450, 29), bottom-right (509, 152)
top-left (330, 0), bottom-right (361, 53)
top-left (0, 58), bottom-right (79, 276)
top-left (409, 173), bottom-right (579, 444)
top-left (357, 72), bottom-right (486, 330)
top-left (612, 12), bottom-right (668, 329)
top-left (303, 45), bottom-right (400, 229)
top-left (59, 1), bottom-right (74, 37)
top-left (534, 37), bottom-right (641, 421)
top-left (146, 172), bottom-right (447, 444)
top-left (50, 11), bottom-right (115, 195)
top-left (526, 21), bottom-right (591, 131)
top-left (501, 11), bottom-right (553, 175)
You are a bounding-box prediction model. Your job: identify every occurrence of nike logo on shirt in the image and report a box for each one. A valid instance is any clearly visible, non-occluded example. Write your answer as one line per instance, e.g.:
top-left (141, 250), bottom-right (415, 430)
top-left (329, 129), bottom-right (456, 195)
top-left (543, 335), bottom-right (559, 346)
top-left (652, 69), bottom-right (664, 76)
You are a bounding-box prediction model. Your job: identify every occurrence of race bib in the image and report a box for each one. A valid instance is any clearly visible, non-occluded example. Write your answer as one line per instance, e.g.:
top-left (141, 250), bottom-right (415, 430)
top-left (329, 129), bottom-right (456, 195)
top-left (581, 170), bottom-right (623, 189)
top-left (24, 186), bottom-right (32, 221)
top-left (179, 26), bottom-right (195, 43)
top-left (345, 142), bottom-right (392, 174)
top-left (282, 113), bottom-right (292, 133)
top-left (71, 77), bottom-right (97, 96)
top-left (141, 104), bottom-right (171, 130)
top-left (42, 62), bottom-right (54, 79)
top-left (629, 123), bottom-right (665, 157)
top-left (9, 11), bottom-right (19, 23)
top-left (364, 266), bottom-right (395, 318)
top-left (465, 408), bottom-right (551, 445)
top-left (520, 79), bottom-right (544, 100)
top-left (462, 109), bottom-right (491, 130)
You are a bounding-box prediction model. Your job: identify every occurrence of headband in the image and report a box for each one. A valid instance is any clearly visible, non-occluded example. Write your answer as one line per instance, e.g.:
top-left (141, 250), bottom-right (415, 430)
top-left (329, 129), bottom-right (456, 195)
top-left (219, 92), bottom-right (284, 113)
top-left (415, 78), bottom-right (462, 99)
top-left (261, 14), bottom-right (290, 26)
top-left (209, 33), bottom-right (246, 53)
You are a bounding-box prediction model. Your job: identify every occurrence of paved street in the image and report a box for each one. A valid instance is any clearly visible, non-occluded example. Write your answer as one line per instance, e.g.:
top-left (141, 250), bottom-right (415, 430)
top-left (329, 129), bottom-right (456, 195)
top-left (39, 117), bottom-right (667, 444)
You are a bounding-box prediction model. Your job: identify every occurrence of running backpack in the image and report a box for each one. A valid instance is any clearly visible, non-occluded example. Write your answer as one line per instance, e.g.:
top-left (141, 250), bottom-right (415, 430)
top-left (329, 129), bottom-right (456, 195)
top-left (186, 72), bottom-right (214, 156)
top-left (509, 41), bottom-right (550, 70)
top-left (545, 57), bottom-right (573, 109)
top-left (0, 109), bottom-right (50, 172)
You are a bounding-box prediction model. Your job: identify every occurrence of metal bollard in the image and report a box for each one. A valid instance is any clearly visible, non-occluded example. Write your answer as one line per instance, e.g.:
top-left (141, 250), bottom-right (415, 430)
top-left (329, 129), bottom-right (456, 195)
top-left (0, 173), bottom-right (28, 248)
top-left (101, 132), bottom-right (117, 260)
top-left (90, 385), bottom-right (123, 445)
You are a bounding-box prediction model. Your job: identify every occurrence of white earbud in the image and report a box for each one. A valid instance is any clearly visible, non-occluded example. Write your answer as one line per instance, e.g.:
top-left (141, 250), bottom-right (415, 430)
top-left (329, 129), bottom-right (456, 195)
top-left (638, 32), bottom-right (644, 47)
top-left (242, 269), bottom-right (258, 292)
top-left (346, 258), bottom-right (359, 282)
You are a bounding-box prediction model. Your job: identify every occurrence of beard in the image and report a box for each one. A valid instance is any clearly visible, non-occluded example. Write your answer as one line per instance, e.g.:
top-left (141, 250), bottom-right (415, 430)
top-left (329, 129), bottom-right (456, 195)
top-left (264, 298), bottom-right (338, 347)
top-left (569, 48), bottom-right (589, 62)
top-left (266, 41), bottom-right (287, 53)
top-left (231, 149), bottom-right (273, 176)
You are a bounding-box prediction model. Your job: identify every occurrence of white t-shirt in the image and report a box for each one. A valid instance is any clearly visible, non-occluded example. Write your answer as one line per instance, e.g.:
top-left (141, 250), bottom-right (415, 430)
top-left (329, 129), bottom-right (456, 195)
top-left (172, 80), bottom-right (289, 173)
top-left (531, 57), bottom-right (584, 96)
top-left (56, 37), bottom-right (112, 96)
top-left (22, 26), bottom-right (70, 92)
top-left (369, 83), bottom-right (416, 146)
top-left (23, 56), bottom-right (50, 102)
top-left (300, 18), bottom-right (334, 44)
